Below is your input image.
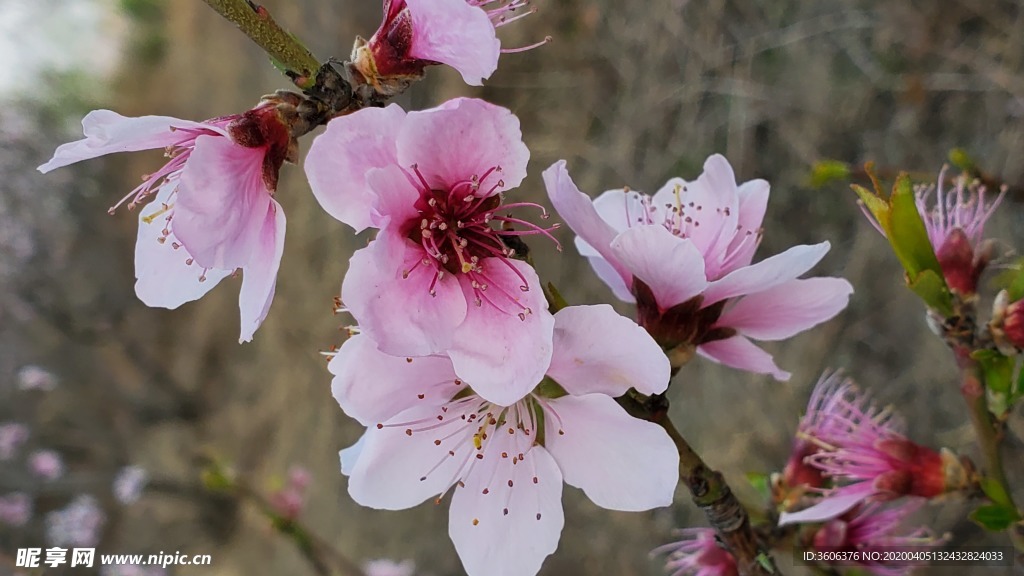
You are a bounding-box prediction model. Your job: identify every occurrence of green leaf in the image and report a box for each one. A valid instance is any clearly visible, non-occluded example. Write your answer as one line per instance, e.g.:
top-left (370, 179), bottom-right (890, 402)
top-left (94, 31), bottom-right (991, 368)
top-left (853, 183), bottom-right (890, 232)
top-left (907, 270), bottom-right (954, 317)
top-left (809, 160), bottom-right (851, 188)
top-left (980, 477), bottom-right (1016, 509)
top-left (970, 503), bottom-right (1019, 531)
top-left (888, 175), bottom-right (943, 279)
top-left (948, 148), bottom-right (977, 173)
top-left (975, 349), bottom-right (1014, 417)
top-left (544, 282), bottom-right (570, 313)
top-left (745, 472), bottom-right (771, 502)
top-left (1008, 264), bottom-right (1024, 302)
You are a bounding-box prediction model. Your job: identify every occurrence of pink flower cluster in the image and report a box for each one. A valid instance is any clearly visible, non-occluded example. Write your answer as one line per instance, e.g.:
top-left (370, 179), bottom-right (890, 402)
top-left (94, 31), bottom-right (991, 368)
top-left (307, 97), bottom-right (679, 576)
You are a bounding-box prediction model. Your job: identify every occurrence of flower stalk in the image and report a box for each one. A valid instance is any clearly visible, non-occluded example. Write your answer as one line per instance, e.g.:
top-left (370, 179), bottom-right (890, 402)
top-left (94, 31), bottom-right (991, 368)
top-left (623, 391), bottom-right (780, 576)
top-left (200, 0), bottom-right (321, 89)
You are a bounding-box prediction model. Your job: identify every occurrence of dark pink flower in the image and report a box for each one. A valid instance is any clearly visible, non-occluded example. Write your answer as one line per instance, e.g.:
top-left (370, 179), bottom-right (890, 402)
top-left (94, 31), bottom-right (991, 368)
top-left (354, 0), bottom-right (539, 88)
top-left (38, 103), bottom-right (294, 342)
top-left (779, 373), bottom-right (952, 526)
top-left (651, 528), bottom-right (738, 576)
top-left (306, 98), bottom-right (556, 403)
top-left (811, 500), bottom-right (944, 576)
top-left (544, 156), bottom-right (852, 380)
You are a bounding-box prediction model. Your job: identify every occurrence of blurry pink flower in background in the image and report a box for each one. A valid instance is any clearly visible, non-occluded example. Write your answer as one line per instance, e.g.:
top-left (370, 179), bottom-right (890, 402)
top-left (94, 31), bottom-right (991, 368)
top-left (363, 559), bottom-right (417, 576)
top-left (544, 155), bottom-right (852, 380)
top-left (46, 495), bottom-right (106, 547)
top-left (0, 492), bottom-right (32, 527)
top-left (355, 0), bottom-right (540, 87)
top-left (333, 305), bottom-right (676, 576)
top-left (651, 528), bottom-right (738, 576)
top-left (779, 373), bottom-right (953, 526)
top-left (16, 365), bottom-right (58, 391)
top-left (28, 449), bottom-right (64, 481)
top-left (38, 102), bottom-right (294, 342)
top-left (307, 98), bottom-right (556, 403)
top-left (811, 500), bottom-right (944, 576)
top-left (113, 466), bottom-right (148, 505)
top-left (0, 422), bottom-right (29, 460)
top-left (268, 465), bottom-right (311, 521)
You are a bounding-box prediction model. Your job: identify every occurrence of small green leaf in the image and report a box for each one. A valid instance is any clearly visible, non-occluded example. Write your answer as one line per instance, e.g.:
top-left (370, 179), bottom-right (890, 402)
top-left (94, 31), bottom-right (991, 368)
top-left (544, 282), bottom-right (569, 313)
top-left (980, 477), bottom-right (1017, 509)
top-left (888, 175), bottom-right (943, 280)
top-left (948, 148), bottom-right (977, 173)
top-left (755, 552), bottom-right (777, 574)
top-left (810, 160), bottom-right (851, 188)
top-left (745, 472), bottom-right (771, 502)
top-left (1007, 264), bottom-right (1024, 302)
top-left (970, 503), bottom-right (1019, 531)
top-left (853, 184), bottom-right (891, 232)
top-left (907, 269), bottom-right (954, 317)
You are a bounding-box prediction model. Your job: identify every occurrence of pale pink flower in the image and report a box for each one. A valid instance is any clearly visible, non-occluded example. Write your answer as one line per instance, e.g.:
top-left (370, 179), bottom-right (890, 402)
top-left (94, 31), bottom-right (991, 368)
top-left (0, 422), bottom-right (29, 460)
top-left (779, 374), bottom-right (949, 526)
top-left (28, 449), bottom-right (65, 481)
top-left (651, 528), bottom-right (738, 576)
top-left (354, 0), bottom-right (540, 87)
top-left (307, 98), bottom-right (556, 403)
top-left (16, 365), bottom-right (58, 391)
top-left (38, 103), bottom-right (293, 342)
top-left (45, 495), bottom-right (106, 547)
top-left (333, 305), bottom-right (677, 576)
top-left (543, 155), bottom-right (853, 380)
top-left (0, 492), bottom-right (32, 527)
top-left (113, 466), bottom-right (148, 505)
top-left (363, 559), bottom-right (417, 576)
top-left (811, 500), bottom-right (943, 576)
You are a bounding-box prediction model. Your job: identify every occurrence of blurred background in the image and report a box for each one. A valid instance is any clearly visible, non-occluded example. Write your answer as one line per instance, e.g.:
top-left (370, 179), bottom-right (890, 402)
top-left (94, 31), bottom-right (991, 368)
top-left (3, 0), bottom-right (1024, 574)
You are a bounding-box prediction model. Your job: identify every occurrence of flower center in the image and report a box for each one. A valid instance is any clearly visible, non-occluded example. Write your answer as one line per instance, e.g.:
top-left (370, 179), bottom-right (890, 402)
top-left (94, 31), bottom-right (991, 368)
top-left (403, 164), bottom-right (559, 316)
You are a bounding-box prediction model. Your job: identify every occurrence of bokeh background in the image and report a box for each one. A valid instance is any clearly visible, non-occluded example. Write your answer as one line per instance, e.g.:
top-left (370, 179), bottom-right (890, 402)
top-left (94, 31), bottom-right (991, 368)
top-left (3, 0), bottom-right (1024, 574)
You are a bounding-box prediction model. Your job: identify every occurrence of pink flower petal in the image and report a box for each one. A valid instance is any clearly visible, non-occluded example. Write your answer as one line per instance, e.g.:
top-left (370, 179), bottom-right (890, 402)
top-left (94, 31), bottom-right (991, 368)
top-left (778, 483), bottom-right (877, 526)
top-left (589, 188), bottom-right (649, 239)
top-left (546, 305), bottom-right (669, 397)
top-left (173, 134), bottom-right (271, 270)
top-left (449, 444), bottom-right (564, 576)
top-left (329, 334), bottom-right (461, 426)
top-left (364, 164), bottom-right (421, 226)
top-left (544, 394), bottom-right (678, 511)
top-left (341, 407), bottom-right (472, 510)
top-left (724, 178), bottom-right (770, 271)
top-left (448, 259), bottom-right (553, 405)
top-left (702, 242), bottom-right (831, 306)
top-left (716, 277), bottom-right (853, 341)
top-left (583, 254), bottom-right (635, 303)
top-left (304, 104), bottom-right (406, 232)
top-left (697, 335), bottom-right (790, 381)
top-left (543, 161), bottom-right (632, 290)
top-left (398, 98), bottom-right (528, 195)
top-left (342, 228), bottom-right (467, 357)
top-left (133, 187), bottom-right (230, 308)
top-left (237, 199), bottom-right (286, 342)
top-left (406, 0), bottom-right (500, 86)
top-left (38, 110), bottom-right (219, 173)
top-left (609, 226), bottom-right (708, 309)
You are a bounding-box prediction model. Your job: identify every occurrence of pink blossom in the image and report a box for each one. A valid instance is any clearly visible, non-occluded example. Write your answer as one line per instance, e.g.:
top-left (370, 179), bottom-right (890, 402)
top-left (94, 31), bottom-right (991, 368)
top-left (0, 422), bottom-right (29, 460)
top-left (651, 528), bottom-right (738, 576)
top-left (0, 492), bottom-right (32, 527)
top-left (38, 102), bottom-right (294, 342)
top-left (333, 305), bottom-right (677, 576)
top-left (810, 500), bottom-right (944, 576)
top-left (113, 466), bottom-right (148, 505)
top-left (46, 495), bottom-right (106, 547)
top-left (28, 449), bottom-right (65, 481)
top-left (268, 465), bottom-right (311, 520)
top-left (779, 374), bottom-right (950, 526)
top-left (910, 168), bottom-right (1003, 295)
top-left (363, 559), bottom-right (417, 576)
top-left (543, 155), bottom-right (853, 380)
top-left (16, 365), bottom-right (58, 391)
top-left (306, 98), bottom-right (557, 403)
top-left (354, 0), bottom-right (539, 88)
